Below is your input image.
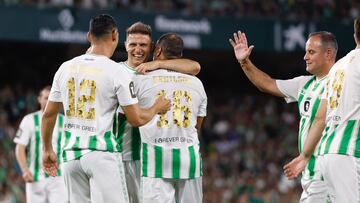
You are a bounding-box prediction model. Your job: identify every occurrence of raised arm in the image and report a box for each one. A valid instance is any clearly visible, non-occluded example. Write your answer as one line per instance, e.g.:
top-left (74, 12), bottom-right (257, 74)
top-left (283, 99), bottom-right (327, 179)
top-left (229, 31), bottom-right (284, 97)
top-left (122, 95), bottom-right (171, 127)
top-left (136, 59), bottom-right (201, 75)
top-left (41, 101), bottom-right (62, 177)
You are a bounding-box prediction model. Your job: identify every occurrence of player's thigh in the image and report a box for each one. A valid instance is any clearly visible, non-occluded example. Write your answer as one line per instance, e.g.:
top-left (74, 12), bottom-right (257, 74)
top-left (300, 156), bottom-right (328, 203)
top-left (124, 160), bottom-right (141, 203)
top-left (322, 154), bottom-right (360, 203)
top-left (26, 181), bottom-right (46, 203)
top-left (141, 177), bottom-right (175, 203)
top-left (82, 151), bottom-right (129, 203)
top-left (177, 177), bottom-right (202, 203)
top-left (63, 159), bottom-right (90, 203)
top-left (300, 179), bottom-right (328, 203)
top-left (47, 176), bottom-right (68, 203)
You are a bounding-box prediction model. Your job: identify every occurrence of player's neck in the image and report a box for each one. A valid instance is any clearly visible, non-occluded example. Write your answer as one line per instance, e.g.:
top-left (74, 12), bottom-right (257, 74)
top-left (88, 45), bottom-right (113, 58)
top-left (125, 60), bottom-right (136, 69)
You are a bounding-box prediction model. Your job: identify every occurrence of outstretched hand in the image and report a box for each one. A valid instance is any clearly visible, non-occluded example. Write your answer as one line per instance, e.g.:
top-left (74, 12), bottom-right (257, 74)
top-left (229, 31), bottom-right (254, 62)
top-left (283, 154), bottom-right (308, 180)
top-left (42, 150), bottom-right (58, 177)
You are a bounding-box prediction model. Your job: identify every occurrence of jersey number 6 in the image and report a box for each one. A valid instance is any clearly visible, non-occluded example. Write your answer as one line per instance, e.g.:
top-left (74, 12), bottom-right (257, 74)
top-left (157, 90), bottom-right (192, 128)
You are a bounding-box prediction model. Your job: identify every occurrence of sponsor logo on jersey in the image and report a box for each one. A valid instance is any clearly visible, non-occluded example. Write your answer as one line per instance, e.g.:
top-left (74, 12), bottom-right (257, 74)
top-left (304, 100), bottom-right (310, 112)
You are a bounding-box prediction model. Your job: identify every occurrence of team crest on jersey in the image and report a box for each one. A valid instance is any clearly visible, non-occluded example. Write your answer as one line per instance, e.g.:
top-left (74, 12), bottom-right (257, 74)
top-left (304, 101), bottom-right (310, 112)
top-left (129, 81), bottom-right (136, 98)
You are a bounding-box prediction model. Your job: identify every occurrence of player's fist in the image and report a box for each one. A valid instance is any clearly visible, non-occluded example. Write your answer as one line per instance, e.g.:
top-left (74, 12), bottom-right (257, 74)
top-left (42, 150), bottom-right (58, 177)
top-left (283, 154), bottom-right (308, 180)
top-left (155, 95), bottom-right (171, 114)
top-left (22, 169), bottom-right (34, 182)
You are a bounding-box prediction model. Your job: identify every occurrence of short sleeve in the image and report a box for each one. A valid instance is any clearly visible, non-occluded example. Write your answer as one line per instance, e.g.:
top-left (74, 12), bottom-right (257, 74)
top-left (14, 115), bottom-right (32, 146)
top-left (321, 77), bottom-right (329, 101)
top-left (115, 69), bottom-right (138, 107)
top-left (276, 76), bottom-right (313, 103)
top-left (49, 67), bottom-right (63, 102)
top-left (196, 80), bottom-right (207, 117)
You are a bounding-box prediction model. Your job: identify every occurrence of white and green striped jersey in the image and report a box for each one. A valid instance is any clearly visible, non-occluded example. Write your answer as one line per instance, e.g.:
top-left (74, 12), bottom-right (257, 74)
top-left (317, 49), bottom-right (360, 157)
top-left (49, 54), bottom-right (138, 162)
top-left (277, 75), bottom-right (327, 181)
top-left (116, 62), bottom-right (141, 161)
top-left (14, 111), bottom-right (64, 182)
top-left (133, 69), bottom-right (207, 179)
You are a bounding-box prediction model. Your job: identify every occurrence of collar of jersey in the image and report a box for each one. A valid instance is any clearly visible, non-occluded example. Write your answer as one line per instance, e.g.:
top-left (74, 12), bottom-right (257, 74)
top-left (122, 61), bottom-right (137, 72)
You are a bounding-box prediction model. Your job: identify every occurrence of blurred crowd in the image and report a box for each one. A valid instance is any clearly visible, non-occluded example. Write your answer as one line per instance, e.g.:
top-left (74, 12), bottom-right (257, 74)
top-left (0, 0), bottom-right (359, 21)
top-left (0, 85), bottom-right (37, 203)
top-left (0, 84), bottom-right (302, 203)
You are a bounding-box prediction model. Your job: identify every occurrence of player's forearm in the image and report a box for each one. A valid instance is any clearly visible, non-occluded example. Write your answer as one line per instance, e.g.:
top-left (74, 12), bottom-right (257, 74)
top-left (301, 101), bottom-right (327, 158)
top-left (159, 59), bottom-right (201, 75)
top-left (15, 145), bottom-right (29, 173)
top-left (137, 106), bottom-right (159, 127)
top-left (41, 113), bottom-right (57, 151)
top-left (301, 118), bottom-right (325, 158)
top-left (239, 59), bottom-right (282, 96)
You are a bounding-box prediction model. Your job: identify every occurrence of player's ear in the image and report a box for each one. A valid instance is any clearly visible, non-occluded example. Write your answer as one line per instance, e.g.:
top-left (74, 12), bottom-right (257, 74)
top-left (155, 47), bottom-right (162, 58)
top-left (111, 29), bottom-right (118, 42)
top-left (87, 32), bottom-right (91, 43)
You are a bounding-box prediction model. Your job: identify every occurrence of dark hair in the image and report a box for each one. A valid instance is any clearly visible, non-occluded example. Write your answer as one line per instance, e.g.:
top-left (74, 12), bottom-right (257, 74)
top-left (39, 85), bottom-right (51, 95)
top-left (126, 22), bottom-right (152, 38)
top-left (309, 31), bottom-right (338, 56)
top-left (89, 14), bottom-right (118, 38)
top-left (156, 33), bottom-right (183, 59)
top-left (354, 17), bottom-right (360, 42)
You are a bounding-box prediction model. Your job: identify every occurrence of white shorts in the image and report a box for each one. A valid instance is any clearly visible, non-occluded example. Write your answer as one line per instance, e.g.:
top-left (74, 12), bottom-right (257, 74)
top-left (300, 156), bottom-right (328, 203)
top-left (26, 176), bottom-right (67, 203)
top-left (300, 178), bottom-right (328, 203)
top-left (140, 177), bottom-right (202, 203)
top-left (63, 151), bottom-right (129, 203)
top-left (320, 154), bottom-right (360, 202)
top-left (124, 160), bottom-right (141, 203)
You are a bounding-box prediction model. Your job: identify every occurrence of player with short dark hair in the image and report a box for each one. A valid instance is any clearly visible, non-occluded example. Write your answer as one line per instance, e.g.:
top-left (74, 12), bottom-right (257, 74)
top-left (134, 33), bottom-right (207, 203)
top-left (41, 14), bottom-right (170, 203)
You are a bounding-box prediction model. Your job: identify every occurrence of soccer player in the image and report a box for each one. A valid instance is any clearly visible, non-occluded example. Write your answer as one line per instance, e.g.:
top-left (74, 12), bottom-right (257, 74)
top-left (117, 22), bottom-right (201, 203)
top-left (229, 31), bottom-right (337, 202)
top-left (133, 33), bottom-right (207, 203)
top-left (284, 17), bottom-right (360, 202)
top-left (41, 14), bottom-right (170, 203)
top-left (14, 86), bottom-right (67, 203)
